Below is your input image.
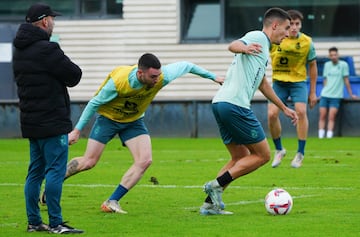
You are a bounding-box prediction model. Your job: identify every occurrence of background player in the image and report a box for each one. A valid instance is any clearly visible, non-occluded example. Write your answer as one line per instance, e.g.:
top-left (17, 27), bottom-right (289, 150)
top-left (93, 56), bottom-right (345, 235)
top-left (268, 9), bottom-right (318, 168)
top-left (318, 47), bottom-right (357, 138)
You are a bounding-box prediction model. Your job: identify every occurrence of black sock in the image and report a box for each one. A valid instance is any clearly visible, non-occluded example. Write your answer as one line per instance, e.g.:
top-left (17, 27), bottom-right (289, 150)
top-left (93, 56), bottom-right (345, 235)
top-left (216, 171), bottom-right (233, 187)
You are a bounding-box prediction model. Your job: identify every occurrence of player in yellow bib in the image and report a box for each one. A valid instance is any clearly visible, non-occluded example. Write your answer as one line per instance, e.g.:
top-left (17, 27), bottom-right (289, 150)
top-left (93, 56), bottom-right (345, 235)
top-left (40, 53), bottom-right (224, 214)
top-left (268, 10), bottom-right (318, 168)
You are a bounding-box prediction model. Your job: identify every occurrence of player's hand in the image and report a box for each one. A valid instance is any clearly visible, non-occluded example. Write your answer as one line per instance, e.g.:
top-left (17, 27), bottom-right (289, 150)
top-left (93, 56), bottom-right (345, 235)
top-left (283, 107), bottom-right (298, 126)
top-left (214, 76), bottom-right (225, 85)
top-left (308, 92), bottom-right (317, 109)
top-left (68, 129), bottom-right (81, 145)
top-left (245, 43), bottom-right (262, 55)
top-left (351, 94), bottom-right (358, 99)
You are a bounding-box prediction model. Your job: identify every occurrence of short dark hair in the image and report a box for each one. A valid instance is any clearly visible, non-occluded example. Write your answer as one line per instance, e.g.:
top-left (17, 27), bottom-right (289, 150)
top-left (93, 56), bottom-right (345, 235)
top-left (329, 47), bottom-right (338, 53)
top-left (263, 7), bottom-right (291, 27)
top-left (138, 53), bottom-right (161, 70)
top-left (287, 9), bottom-right (303, 21)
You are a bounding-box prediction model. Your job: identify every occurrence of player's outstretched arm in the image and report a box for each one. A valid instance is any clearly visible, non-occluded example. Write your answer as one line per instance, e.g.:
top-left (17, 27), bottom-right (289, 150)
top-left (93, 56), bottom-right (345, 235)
top-left (162, 61), bottom-right (223, 85)
top-left (67, 78), bottom-right (119, 146)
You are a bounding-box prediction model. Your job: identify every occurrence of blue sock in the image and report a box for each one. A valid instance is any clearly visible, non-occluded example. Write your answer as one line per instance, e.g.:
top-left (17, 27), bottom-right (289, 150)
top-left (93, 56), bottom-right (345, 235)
top-left (109, 185), bottom-right (128, 201)
top-left (273, 137), bottom-right (283, 150)
top-left (297, 140), bottom-right (306, 155)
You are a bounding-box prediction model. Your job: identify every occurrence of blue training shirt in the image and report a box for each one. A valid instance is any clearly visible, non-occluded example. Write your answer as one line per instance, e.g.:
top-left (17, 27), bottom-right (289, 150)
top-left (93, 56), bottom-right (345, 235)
top-left (75, 61), bottom-right (216, 130)
top-left (213, 31), bottom-right (270, 109)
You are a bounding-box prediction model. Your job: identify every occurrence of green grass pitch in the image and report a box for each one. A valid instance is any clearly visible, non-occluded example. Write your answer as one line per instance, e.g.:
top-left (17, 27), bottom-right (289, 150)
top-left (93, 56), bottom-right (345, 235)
top-left (0, 137), bottom-right (359, 236)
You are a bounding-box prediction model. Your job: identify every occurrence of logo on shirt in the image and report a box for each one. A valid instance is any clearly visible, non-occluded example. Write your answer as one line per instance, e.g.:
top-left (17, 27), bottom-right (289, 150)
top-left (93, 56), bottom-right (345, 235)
top-left (113, 100), bottom-right (139, 117)
top-left (280, 57), bottom-right (288, 65)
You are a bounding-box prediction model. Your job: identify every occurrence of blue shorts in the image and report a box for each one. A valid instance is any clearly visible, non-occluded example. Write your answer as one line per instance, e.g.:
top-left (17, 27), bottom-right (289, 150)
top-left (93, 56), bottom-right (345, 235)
top-left (272, 80), bottom-right (308, 104)
top-left (319, 97), bottom-right (341, 109)
top-left (89, 115), bottom-right (149, 145)
top-left (212, 102), bottom-right (265, 145)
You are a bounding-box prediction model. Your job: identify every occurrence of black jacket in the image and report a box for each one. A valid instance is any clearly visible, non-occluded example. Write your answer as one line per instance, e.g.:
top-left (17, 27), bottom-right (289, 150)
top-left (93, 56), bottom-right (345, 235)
top-left (13, 23), bottom-right (82, 138)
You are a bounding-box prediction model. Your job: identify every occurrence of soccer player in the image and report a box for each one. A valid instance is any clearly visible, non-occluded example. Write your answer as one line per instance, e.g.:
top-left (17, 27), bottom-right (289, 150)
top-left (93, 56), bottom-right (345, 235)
top-left (200, 8), bottom-right (298, 215)
top-left (62, 53), bottom-right (223, 213)
top-left (268, 9), bottom-right (318, 168)
top-left (318, 47), bottom-right (357, 138)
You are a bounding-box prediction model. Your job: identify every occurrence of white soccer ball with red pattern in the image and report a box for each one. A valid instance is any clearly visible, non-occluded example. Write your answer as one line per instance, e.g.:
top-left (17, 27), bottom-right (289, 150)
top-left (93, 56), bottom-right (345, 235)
top-left (265, 188), bottom-right (293, 215)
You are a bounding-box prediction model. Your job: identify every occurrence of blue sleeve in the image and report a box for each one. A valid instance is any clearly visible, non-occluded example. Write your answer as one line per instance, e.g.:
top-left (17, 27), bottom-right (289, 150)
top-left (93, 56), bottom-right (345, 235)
top-left (75, 79), bottom-right (118, 131)
top-left (307, 42), bottom-right (316, 61)
top-left (162, 61), bottom-right (216, 85)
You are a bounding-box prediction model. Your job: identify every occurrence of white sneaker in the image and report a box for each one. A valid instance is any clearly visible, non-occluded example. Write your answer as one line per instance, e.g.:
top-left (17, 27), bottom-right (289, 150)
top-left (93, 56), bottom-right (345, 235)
top-left (199, 202), bottom-right (233, 215)
top-left (204, 180), bottom-right (223, 208)
top-left (271, 149), bottom-right (286, 168)
top-left (101, 200), bottom-right (127, 214)
top-left (326, 130), bottom-right (334, 138)
top-left (291, 152), bottom-right (304, 168)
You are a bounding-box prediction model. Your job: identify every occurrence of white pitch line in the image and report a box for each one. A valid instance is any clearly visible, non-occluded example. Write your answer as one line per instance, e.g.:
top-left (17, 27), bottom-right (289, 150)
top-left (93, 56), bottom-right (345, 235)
top-left (0, 223), bottom-right (19, 227)
top-left (0, 183), bottom-right (355, 191)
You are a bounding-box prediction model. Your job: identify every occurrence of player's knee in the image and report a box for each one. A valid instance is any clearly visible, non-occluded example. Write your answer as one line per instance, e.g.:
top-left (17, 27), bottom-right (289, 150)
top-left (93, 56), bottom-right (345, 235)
top-left (296, 108), bottom-right (307, 119)
top-left (86, 161), bottom-right (97, 169)
top-left (298, 112), bottom-right (307, 119)
top-left (144, 158), bottom-right (153, 168)
top-left (259, 148), bottom-right (271, 164)
top-left (136, 156), bottom-right (153, 170)
top-left (253, 151), bottom-right (270, 165)
top-left (268, 109), bottom-right (279, 121)
top-left (319, 113), bottom-right (326, 120)
top-left (328, 114), bottom-right (337, 122)
top-left (262, 152), bottom-right (271, 164)
top-left (82, 156), bottom-right (99, 170)
top-left (328, 117), bottom-right (335, 122)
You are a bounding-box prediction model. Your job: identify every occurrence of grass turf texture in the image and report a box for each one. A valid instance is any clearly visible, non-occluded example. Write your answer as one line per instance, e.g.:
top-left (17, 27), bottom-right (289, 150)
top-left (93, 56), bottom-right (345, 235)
top-left (0, 137), bottom-right (359, 236)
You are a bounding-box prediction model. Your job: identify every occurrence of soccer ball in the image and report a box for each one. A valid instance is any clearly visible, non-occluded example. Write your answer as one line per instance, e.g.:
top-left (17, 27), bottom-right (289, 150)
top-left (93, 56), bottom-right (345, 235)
top-left (265, 188), bottom-right (293, 215)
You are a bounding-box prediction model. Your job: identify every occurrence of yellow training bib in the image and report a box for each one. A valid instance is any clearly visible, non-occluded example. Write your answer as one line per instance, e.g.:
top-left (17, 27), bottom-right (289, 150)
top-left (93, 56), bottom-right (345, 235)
top-left (271, 33), bottom-right (312, 82)
top-left (97, 65), bottom-right (164, 123)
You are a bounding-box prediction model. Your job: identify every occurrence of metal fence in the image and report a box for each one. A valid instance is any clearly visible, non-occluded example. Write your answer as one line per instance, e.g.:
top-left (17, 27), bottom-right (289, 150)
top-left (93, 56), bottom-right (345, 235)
top-left (1, 100), bottom-right (359, 138)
